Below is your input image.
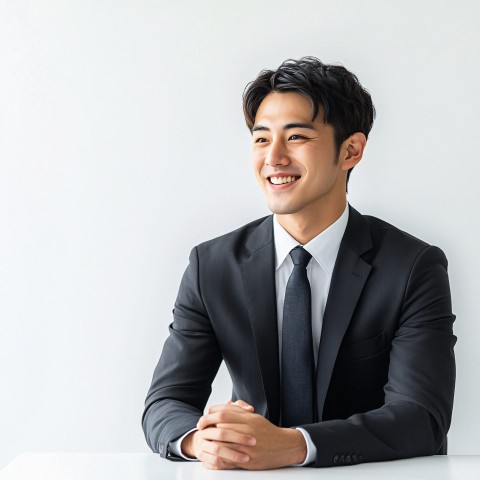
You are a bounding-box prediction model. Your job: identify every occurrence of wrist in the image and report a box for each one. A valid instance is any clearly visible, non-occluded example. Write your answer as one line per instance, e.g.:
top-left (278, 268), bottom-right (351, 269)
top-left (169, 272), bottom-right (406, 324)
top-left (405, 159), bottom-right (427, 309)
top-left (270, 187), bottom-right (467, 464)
top-left (283, 428), bottom-right (307, 465)
top-left (180, 431), bottom-right (197, 459)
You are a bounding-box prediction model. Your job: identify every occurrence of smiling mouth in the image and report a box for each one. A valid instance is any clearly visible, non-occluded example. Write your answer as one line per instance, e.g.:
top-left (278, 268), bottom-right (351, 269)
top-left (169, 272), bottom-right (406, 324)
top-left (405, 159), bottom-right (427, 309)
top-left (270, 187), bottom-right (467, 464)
top-left (268, 176), bottom-right (301, 185)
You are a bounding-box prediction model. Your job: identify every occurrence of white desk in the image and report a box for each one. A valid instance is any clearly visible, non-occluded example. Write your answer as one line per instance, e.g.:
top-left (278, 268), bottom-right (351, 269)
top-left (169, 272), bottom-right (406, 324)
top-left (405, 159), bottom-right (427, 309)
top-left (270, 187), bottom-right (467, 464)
top-left (1, 453), bottom-right (479, 480)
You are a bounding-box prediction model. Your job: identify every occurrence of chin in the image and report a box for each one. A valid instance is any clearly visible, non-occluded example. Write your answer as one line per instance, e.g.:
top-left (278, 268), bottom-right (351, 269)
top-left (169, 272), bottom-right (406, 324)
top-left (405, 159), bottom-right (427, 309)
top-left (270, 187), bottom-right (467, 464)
top-left (266, 201), bottom-right (302, 216)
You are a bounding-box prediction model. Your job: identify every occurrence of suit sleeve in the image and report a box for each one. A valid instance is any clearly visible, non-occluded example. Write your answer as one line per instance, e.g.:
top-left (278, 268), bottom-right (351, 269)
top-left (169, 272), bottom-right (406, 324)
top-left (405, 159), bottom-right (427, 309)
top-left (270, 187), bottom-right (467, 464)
top-left (141, 247), bottom-right (222, 460)
top-left (302, 245), bottom-right (456, 467)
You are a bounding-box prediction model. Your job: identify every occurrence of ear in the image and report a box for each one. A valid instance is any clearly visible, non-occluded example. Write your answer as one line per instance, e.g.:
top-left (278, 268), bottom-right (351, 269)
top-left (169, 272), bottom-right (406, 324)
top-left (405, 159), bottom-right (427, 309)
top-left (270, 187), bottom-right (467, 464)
top-left (339, 132), bottom-right (367, 172)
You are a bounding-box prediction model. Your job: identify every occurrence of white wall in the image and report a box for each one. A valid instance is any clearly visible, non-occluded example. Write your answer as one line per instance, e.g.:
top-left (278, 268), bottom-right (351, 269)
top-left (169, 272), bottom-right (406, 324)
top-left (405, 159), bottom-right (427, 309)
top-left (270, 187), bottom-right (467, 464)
top-left (1, 0), bottom-right (478, 469)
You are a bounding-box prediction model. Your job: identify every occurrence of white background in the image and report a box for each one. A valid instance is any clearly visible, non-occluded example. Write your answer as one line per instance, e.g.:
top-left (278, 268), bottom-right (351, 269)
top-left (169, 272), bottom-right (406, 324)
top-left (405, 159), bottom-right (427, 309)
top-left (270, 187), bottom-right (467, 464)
top-left (1, 0), bottom-right (479, 470)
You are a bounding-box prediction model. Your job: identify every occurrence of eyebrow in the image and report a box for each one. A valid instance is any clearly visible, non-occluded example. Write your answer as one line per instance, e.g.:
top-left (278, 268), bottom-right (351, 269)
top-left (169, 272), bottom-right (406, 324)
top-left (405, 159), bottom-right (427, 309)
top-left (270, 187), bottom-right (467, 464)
top-left (252, 122), bottom-right (316, 132)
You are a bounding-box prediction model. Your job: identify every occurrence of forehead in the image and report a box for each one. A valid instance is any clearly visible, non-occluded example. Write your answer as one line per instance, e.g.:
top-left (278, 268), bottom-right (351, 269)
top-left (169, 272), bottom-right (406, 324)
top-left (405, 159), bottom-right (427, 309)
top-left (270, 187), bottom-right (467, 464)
top-left (254, 92), bottom-right (317, 124)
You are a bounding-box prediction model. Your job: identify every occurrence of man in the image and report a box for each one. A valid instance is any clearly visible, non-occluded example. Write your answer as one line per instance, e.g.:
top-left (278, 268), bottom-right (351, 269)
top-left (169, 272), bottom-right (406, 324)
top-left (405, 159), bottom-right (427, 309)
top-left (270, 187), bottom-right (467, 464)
top-left (142, 57), bottom-right (456, 469)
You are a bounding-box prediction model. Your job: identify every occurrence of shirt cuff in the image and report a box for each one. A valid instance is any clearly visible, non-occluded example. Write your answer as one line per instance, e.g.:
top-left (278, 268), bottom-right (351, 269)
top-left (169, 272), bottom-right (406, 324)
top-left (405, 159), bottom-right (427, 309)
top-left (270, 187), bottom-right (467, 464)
top-left (168, 428), bottom-right (199, 461)
top-left (292, 428), bottom-right (317, 466)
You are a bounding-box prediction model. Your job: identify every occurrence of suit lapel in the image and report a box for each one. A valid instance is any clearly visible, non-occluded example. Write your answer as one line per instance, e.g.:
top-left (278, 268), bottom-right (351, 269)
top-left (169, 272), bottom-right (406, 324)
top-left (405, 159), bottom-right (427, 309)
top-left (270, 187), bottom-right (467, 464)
top-left (240, 207), bottom-right (373, 424)
top-left (315, 206), bottom-right (373, 420)
top-left (241, 216), bottom-right (281, 425)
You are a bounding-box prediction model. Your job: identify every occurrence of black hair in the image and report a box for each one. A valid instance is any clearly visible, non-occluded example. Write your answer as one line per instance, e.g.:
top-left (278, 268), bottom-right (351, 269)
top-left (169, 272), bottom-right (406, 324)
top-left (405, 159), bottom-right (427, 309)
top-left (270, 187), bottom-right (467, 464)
top-left (242, 56), bottom-right (375, 186)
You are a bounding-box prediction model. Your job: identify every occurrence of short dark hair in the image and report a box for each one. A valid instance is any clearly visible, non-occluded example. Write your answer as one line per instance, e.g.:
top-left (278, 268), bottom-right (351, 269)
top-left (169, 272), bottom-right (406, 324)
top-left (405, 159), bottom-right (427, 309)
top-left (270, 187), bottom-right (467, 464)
top-left (242, 56), bottom-right (375, 186)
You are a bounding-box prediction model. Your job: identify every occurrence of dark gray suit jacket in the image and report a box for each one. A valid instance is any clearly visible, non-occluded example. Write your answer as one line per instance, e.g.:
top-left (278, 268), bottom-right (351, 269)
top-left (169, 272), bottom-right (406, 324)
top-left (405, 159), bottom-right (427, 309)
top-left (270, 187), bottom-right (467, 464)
top-left (142, 205), bottom-right (456, 467)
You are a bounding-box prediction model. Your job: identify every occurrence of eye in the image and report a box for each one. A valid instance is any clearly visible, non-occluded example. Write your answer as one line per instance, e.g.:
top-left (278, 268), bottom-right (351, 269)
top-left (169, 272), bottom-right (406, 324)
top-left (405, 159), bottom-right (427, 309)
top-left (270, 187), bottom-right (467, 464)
top-left (288, 134), bottom-right (306, 141)
top-left (254, 137), bottom-right (268, 144)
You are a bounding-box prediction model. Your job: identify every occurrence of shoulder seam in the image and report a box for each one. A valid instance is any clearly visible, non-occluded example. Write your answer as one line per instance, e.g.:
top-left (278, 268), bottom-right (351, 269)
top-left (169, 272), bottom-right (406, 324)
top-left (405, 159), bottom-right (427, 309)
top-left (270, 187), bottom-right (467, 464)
top-left (401, 244), bottom-right (431, 311)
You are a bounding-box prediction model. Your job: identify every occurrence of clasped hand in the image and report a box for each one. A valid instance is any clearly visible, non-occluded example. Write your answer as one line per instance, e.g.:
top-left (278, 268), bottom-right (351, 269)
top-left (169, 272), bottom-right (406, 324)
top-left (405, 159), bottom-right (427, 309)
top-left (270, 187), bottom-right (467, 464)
top-left (181, 400), bottom-right (307, 470)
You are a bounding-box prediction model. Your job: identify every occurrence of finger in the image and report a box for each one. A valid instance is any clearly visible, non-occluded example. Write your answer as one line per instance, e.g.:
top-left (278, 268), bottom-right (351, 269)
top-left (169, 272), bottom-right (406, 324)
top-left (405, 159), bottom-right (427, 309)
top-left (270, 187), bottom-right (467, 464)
top-left (214, 422), bottom-right (253, 435)
top-left (198, 410), bottom-right (248, 429)
top-left (202, 459), bottom-right (237, 470)
top-left (233, 399), bottom-right (254, 411)
top-left (202, 440), bottom-right (250, 464)
top-left (208, 403), bottom-right (247, 414)
top-left (199, 451), bottom-right (237, 470)
top-left (206, 402), bottom-right (235, 414)
top-left (224, 399), bottom-right (254, 411)
top-left (200, 427), bottom-right (256, 446)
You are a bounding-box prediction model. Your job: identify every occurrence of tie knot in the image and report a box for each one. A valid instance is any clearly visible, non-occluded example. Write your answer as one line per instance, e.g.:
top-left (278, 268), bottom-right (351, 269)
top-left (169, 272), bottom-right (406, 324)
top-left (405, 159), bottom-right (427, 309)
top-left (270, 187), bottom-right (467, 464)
top-left (289, 246), bottom-right (312, 267)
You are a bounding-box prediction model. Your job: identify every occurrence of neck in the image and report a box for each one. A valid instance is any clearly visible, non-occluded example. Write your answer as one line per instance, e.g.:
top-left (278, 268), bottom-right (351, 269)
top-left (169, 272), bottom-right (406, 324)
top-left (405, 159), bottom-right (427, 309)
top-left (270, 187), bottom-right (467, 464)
top-left (276, 198), bottom-right (347, 245)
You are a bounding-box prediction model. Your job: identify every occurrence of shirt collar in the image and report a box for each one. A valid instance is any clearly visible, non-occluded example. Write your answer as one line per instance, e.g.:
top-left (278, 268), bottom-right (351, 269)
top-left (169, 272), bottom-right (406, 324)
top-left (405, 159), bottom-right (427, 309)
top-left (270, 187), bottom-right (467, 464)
top-left (273, 204), bottom-right (349, 274)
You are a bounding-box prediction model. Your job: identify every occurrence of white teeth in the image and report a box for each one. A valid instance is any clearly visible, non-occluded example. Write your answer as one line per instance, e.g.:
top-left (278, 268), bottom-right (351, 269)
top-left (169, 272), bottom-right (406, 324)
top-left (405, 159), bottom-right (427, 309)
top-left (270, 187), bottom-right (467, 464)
top-left (270, 176), bottom-right (299, 185)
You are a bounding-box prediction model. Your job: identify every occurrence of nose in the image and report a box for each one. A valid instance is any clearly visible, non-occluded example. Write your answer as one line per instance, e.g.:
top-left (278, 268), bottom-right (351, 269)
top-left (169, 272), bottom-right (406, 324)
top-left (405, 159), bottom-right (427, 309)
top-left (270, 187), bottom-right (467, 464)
top-left (265, 138), bottom-right (290, 167)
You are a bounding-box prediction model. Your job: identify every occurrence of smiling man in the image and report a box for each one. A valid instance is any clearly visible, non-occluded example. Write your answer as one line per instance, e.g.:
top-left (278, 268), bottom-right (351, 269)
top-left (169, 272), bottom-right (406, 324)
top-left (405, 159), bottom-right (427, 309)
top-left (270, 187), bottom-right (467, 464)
top-left (142, 57), bottom-right (456, 469)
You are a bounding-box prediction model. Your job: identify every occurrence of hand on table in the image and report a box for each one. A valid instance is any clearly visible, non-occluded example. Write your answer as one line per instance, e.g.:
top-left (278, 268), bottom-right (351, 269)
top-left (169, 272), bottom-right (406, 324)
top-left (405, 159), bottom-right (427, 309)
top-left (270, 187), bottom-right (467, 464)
top-left (181, 399), bottom-right (307, 470)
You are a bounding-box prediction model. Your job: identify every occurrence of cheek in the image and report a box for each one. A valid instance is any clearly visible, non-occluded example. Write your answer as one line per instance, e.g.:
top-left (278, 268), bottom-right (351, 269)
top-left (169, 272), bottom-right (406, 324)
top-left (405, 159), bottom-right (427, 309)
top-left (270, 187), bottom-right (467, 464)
top-left (251, 152), bottom-right (264, 175)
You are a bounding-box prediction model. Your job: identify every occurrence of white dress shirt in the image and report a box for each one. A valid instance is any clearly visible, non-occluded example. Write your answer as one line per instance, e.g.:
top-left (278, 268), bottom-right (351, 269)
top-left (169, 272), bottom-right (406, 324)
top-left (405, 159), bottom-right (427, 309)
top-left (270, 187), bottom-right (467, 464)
top-left (169, 205), bottom-right (349, 465)
top-left (274, 204), bottom-right (349, 367)
top-left (274, 204), bottom-right (349, 464)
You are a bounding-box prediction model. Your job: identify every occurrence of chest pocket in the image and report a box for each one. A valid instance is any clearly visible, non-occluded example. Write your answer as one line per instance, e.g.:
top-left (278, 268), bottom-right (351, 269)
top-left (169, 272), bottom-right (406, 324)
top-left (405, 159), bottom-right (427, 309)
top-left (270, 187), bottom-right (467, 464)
top-left (336, 331), bottom-right (388, 363)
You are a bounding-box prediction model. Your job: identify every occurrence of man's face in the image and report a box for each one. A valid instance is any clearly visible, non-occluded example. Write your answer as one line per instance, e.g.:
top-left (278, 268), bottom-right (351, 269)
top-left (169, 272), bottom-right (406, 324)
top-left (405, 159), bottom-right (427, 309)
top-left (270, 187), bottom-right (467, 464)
top-left (251, 91), bottom-right (345, 217)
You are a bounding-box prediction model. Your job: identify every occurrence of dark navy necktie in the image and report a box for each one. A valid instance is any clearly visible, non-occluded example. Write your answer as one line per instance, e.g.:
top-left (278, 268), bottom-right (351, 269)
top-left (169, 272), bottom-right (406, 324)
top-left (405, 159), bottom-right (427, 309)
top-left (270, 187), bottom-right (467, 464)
top-left (281, 246), bottom-right (315, 427)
